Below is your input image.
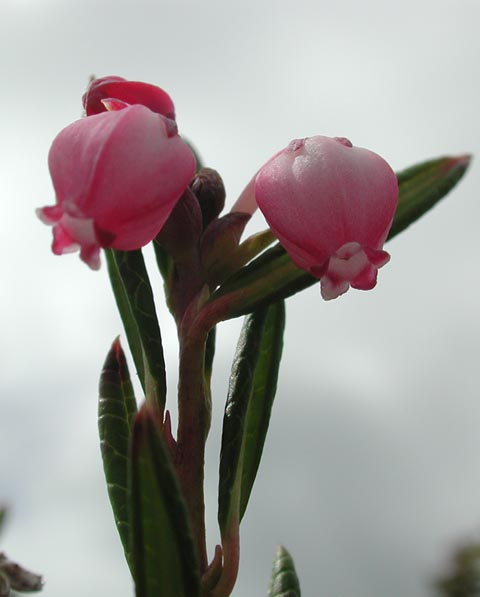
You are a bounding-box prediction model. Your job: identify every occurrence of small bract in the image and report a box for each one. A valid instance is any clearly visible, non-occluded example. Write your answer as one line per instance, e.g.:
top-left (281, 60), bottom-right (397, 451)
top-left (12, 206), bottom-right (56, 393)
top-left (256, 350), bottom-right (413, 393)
top-left (38, 103), bottom-right (196, 269)
top-left (252, 136), bottom-right (399, 300)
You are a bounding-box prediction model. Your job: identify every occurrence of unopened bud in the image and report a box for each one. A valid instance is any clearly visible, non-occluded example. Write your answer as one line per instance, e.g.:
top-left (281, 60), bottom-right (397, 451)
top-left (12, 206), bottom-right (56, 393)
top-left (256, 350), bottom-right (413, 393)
top-left (190, 168), bottom-right (226, 228)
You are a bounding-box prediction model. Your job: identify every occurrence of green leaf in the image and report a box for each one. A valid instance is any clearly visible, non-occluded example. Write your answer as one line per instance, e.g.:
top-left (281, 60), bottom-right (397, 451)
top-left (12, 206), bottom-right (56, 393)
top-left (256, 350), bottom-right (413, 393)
top-left (105, 249), bottom-right (167, 413)
top-left (388, 154), bottom-right (471, 239)
top-left (207, 154), bottom-right (471, 320)
top-left (130, 406), bottom-right (200, 597)
top-left (98, 338), bottom-right (137, 573)
top-left (0, 507), bottom-right (6, 536)
top-left (218, 301), bottom-right (285, 535)
top-left (105, 249), bottom-right (144, 392)
top-left (268, 545), bottom-right (301, 597)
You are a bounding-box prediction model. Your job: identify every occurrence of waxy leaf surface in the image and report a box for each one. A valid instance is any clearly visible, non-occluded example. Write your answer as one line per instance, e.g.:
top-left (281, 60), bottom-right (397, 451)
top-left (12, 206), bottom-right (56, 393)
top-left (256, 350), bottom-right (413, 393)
top-left (105, 248), bottom-right (167, 412)
top-left (268, 545), bottom-right (301, 597)
top-left (388, 154), bottom-right (471, 238)
top-left (130, 406), bottom-right (200, 597)
top-left (218, 301), bottom-right (285, 534)
top-left (98, 338), bottom-right (137, 573)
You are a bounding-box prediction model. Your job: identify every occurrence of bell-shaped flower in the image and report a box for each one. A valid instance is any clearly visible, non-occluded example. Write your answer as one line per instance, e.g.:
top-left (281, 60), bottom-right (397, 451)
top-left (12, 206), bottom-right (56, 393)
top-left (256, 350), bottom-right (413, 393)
top-left (82, 76), bottom-right (176, 120)
top-left (38, 103), bottom-right (196, 269)
top-left (235, 136), bottom-right (398, 300)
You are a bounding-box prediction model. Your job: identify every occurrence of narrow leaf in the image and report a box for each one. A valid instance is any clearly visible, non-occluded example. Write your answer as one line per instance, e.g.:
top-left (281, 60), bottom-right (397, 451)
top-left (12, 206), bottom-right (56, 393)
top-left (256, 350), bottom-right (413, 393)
top-left (106, 248), bottom-right (167, 413)
top-left (0, 508), bottom-right (6, 536)
top-left (130, 406), bottom-right (200, 597)
top-left (206, 154), bottom-right (471, 320)
top-left (98, 338), bottom-right (137, 573)
top-left (268, 545), bottom-right (301, 597)
top-left (388, 154), bottom-right (471, 238)
top-left (218, 301), bottom-right (285, 535)
top-left (105, 249), bottom-right (145, 392)
top-left (239, 301), bottom-right (285, 519)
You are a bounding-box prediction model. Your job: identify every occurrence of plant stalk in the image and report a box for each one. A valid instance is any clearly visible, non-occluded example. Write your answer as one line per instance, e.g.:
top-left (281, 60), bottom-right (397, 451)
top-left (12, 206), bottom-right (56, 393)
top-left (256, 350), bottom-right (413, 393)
top-left (175, 323), bottom-right (211, 577)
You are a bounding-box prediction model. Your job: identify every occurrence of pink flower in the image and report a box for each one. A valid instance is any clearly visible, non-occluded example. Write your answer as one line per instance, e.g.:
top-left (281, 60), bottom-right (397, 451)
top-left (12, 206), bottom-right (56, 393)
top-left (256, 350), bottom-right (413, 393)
top-left (82, 76), bottom-right (176, 120)
top-left (38, 104), bottom-right (196, 269)
top-left (237, 136), bottom-right (398, 300)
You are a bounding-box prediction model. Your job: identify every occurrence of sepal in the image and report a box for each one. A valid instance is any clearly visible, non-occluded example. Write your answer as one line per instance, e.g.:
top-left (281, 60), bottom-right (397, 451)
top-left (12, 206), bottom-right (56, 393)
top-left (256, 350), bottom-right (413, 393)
top-left (200, 213), bottom-right (251, 287)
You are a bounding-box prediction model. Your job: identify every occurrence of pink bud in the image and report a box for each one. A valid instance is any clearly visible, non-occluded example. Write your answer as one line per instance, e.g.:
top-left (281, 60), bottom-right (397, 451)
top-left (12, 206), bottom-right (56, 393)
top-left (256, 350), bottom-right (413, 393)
top-left (254, 136), bottom-right (399, 300)
top-left (38, 104), bottom-right (196, 269)
top-left (82, 76), bottom-right (176, 120)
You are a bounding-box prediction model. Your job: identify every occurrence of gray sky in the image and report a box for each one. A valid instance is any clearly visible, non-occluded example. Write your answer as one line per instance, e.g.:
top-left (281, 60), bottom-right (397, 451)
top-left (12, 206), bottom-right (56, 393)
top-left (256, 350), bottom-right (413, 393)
top-left (1, 0), bottom-right (479, 595)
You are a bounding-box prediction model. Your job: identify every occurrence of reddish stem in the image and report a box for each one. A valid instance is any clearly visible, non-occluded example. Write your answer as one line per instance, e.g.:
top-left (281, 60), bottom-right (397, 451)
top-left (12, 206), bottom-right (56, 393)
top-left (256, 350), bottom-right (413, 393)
top-left (175, 319), bottom-right (211, 575)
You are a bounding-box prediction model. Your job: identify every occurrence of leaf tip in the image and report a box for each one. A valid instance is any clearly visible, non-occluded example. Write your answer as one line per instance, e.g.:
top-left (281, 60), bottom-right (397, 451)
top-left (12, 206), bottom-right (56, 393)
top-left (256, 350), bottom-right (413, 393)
top-left (101, 336), bottom-right (126, 375)
top-left (111, 334), bottom-right (122, 351)
top-left (444, 153), bottom-right (472, 173)
top-left (131, 403), bottom-right (163, 450)
top-left (131, 404), bottom-right (149, 452)
top-left (268, 544), bottom-right (301, 597)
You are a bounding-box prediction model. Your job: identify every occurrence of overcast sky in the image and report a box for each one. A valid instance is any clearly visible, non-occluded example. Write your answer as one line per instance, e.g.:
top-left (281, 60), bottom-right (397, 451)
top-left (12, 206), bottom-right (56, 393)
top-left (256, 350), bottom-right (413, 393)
top-left (1, 0), bottom-right (479, 595)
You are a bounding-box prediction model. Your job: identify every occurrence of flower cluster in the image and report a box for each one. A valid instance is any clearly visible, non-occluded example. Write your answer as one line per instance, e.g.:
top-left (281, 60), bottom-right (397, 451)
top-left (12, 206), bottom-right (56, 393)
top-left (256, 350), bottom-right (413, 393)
top-left (36, 74), bottom-right (469, 597)
top-left (39, 76), bottom-right (398, 298)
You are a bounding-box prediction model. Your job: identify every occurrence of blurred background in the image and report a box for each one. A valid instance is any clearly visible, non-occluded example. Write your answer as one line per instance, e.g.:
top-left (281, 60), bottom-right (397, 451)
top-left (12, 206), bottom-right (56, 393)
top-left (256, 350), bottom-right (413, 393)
top-left (1, 0), bottom-right (479, 595)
